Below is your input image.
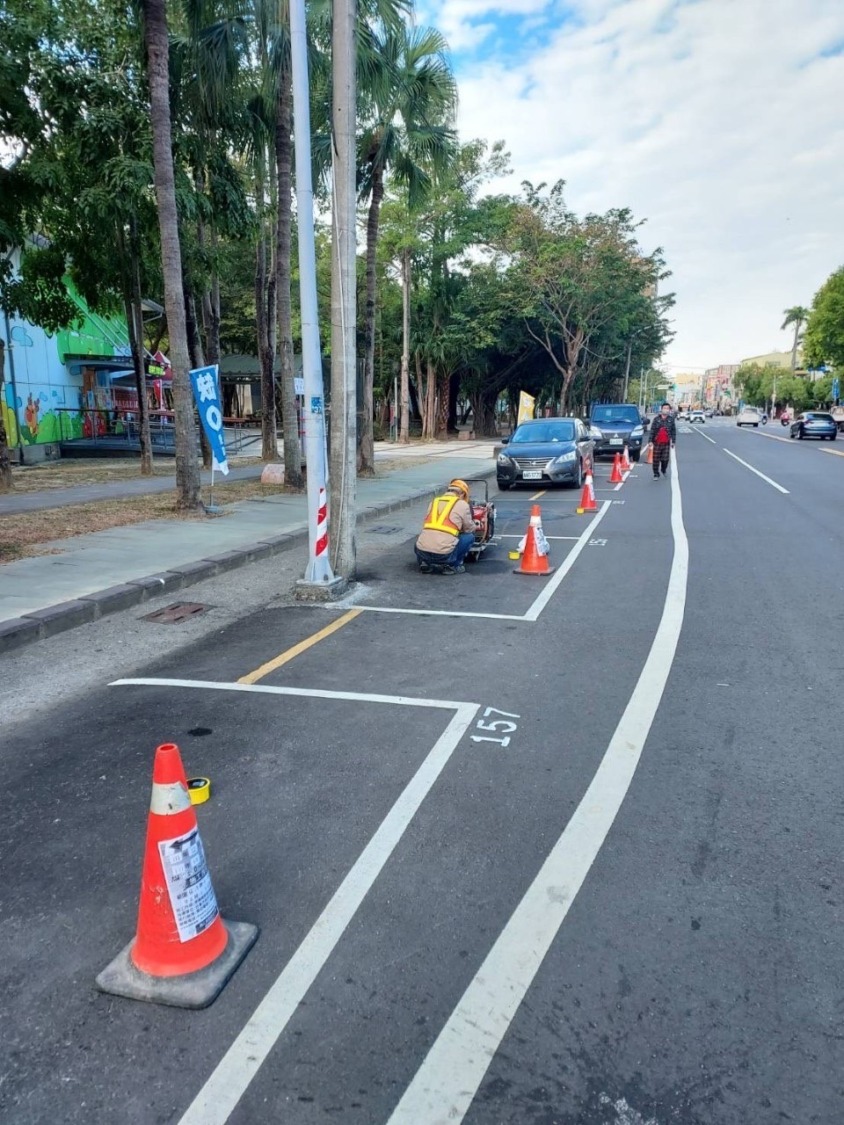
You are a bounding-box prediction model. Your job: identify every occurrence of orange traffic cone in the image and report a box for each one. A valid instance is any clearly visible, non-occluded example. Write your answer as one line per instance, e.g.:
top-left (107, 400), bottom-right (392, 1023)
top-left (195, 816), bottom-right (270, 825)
top-left (621, 445), bottom-right (631, 472)
top-left (576, 470), bottom-right (598, 514)
top-left (646, 443), bottom-right (653, 465)
top-left (609, 453), bottom-right (624, 483)
top-left (97, 742), bottom-right (258, 1008)
top-left (514, 505), bottom-right (555, 576)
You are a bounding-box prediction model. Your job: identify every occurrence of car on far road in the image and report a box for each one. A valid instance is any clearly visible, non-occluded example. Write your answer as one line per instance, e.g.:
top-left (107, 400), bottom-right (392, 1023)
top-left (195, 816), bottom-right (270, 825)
top-left (705, 408), bottom-right (714, 418)
top-left (737, 406), bottom-right (763, 427)
top-left (789, 411), bottom-right (838, 441)
top-left (496, 418), bottom-right (595, 490)
top-left (690, 409), bottom-right (706, 423)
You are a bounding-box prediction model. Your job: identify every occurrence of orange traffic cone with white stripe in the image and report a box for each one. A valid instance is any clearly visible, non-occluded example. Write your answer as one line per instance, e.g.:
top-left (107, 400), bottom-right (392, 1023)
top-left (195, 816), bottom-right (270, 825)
top-left (576, 469), bottom-right (598, 513)
top-left (646, 443), bottom-right (654, 465)
top-left (97, 742), bottom-right (258, 1008)
top-left (621, 445), bottom-right (632, 472)
top-left (514, 504), bottom-right (555, 575)
top-left (609, 453), bottom-right (624, 483)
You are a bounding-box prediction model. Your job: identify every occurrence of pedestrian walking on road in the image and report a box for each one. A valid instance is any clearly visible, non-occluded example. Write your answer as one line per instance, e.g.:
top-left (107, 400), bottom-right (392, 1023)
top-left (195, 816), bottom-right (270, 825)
top-left (649, 402), bottom-right (676, 479)
top-left (414, 478), bottom-right (477, 574)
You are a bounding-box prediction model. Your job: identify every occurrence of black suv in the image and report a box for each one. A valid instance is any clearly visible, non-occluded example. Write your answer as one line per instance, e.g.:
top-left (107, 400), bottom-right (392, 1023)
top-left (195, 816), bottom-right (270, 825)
top-left (589, 404), bottom-right (647, 461)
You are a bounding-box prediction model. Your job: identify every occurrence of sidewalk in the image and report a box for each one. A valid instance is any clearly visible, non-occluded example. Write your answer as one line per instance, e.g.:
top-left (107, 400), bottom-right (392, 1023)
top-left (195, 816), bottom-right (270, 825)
top-left (0, 442), bottom-right (496, 653)
top-left (0, 439), bottom-right (485, 516)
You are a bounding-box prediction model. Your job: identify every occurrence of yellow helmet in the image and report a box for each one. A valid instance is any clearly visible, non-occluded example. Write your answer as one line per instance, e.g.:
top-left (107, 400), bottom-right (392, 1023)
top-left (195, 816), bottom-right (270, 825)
top-left (449, 478), bottom-right (470, 501)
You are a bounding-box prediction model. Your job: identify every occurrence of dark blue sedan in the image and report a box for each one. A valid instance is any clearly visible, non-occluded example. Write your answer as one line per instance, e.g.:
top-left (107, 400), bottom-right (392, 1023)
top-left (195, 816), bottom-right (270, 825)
top-left (789, 412), bottom-right (838, 441)
top-left (496, 418), bottom-right (595, 490)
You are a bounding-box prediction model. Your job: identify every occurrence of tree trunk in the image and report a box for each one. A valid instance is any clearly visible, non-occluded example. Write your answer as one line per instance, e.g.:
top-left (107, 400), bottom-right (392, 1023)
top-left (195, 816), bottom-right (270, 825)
top-left (185, 286), bottom-right (212, 469)
top-left (435, 370), bottom-right (449, 438)
top-left (0, 338), bottom-right (12, 492)
top-left (276, 63), bottom-right (303, 486)
top-left (360, 169), bottom-right (384, 473)
top-left (128, 224), bottom-right (154, 476)
top-left (142, 0), bottom-right (199, 510)
top-left (328, 0), bottom-right (357, 579)
top-left (254, 166), bottom-right (277, 463)
top-left (791, 321), bottom-right (800, 372)
top-left (471, 386), bottom-right (498, 437)
top-left (399, 246), bottom-right (411, 443)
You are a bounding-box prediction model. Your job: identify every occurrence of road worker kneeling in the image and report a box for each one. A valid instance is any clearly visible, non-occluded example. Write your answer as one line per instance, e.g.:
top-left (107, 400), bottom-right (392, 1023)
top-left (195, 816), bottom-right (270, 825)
top-left (414, 478), bottom-right (476, 575)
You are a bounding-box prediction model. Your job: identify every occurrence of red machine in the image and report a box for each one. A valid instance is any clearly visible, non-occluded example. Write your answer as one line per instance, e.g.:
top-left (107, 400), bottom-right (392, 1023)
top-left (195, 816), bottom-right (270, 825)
top-left (466, 478), bottom-right (496, 561)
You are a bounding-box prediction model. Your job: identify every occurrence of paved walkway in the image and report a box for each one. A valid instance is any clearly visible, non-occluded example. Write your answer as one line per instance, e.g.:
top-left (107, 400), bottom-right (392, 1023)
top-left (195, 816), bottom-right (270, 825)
top-left (0, 442), bottom-right (496, 649)
top-left (0, 440), bottom-right (484, 515)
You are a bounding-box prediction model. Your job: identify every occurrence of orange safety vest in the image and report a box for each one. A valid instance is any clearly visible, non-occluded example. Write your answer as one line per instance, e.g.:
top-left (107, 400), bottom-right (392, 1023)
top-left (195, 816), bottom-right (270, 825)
top-left (423, 493), bottom-right (461, 536)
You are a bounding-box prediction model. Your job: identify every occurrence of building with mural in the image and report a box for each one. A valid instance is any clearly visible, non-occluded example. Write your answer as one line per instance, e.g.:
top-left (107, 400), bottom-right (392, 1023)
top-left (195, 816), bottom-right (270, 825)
top-left (1, 254), bottom-right (172, 459)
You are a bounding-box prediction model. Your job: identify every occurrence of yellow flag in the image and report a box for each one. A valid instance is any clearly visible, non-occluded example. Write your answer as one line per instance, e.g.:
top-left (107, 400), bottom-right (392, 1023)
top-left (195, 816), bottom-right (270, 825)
top-left (517, 391), bottom-right (535, 424)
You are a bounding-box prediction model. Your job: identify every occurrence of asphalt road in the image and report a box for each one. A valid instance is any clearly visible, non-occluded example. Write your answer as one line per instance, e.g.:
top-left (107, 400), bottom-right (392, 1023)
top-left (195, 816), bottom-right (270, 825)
top-left (1, 421), bottom-right (841, 1125)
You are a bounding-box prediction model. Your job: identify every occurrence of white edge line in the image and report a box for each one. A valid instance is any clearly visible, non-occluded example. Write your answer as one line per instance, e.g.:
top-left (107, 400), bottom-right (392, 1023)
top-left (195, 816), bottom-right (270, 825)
top-left (110, 678), bottom-right (469, 711)
top-left (386, 446), bottom-right (689, 1125)
top-left (692, 428), bottom-right (717, 444)
top-left (722, 448), bottom-right (790, 493)
top-left (523, 501), bottom-right (611, 621)
top-left (175, 702), bottom-right (480, 1125)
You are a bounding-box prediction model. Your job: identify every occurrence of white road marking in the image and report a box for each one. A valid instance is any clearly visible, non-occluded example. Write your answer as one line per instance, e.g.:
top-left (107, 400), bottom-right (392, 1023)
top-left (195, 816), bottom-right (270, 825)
top-left (722, 448), bottom-right (790, 493)
top-left (690, 427), bottom-right (717, 444)
top-left (110, 679), bottom-right (479, 1125)
top-left (499, 534), bottom-right (581, 541)
top-left (738, 428), bottom-right (792, 444)
top-left (112, 677), bottom-right (469, 711)
top-left (523, 502), bottom-right (611, 621)
top-left (818, 446), bottom-right (844, 458)
top-left (386, 452), bottom-right (689, 1125)
top-left (357, 503), bottom-right (611, 622)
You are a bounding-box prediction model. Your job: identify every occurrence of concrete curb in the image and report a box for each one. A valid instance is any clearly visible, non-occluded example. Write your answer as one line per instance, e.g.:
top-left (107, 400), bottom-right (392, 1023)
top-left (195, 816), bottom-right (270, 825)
top-left (0, 469), bottom-right (495, 656)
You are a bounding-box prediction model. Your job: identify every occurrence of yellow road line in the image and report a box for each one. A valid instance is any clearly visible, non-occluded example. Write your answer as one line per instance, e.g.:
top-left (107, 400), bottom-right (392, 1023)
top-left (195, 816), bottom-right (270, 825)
top-left (238, 608), bottom-right (362, 685)
top-left (529, 489), bottom-right (547, 500)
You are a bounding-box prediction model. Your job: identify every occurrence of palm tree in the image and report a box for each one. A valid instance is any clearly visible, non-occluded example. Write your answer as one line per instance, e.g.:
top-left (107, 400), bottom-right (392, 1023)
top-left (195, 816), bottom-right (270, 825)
top-left (358, 23), bottom-right (457, 464)
top-left (781, 306), bottom-right (809, 372)
top-left (142, 0), bottom-right (200, 509)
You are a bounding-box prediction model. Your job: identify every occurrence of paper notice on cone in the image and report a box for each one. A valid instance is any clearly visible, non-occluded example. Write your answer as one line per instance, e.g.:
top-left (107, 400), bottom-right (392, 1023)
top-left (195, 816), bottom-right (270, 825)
top-left (158, 829), bottom-right (220, 943)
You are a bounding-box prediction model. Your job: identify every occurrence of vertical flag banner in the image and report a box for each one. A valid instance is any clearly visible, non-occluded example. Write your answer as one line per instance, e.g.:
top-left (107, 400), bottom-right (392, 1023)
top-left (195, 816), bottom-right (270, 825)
top-left (189, 365), bottom-right (229, 475)
top-left (517, 391), bottom-right (536, 425)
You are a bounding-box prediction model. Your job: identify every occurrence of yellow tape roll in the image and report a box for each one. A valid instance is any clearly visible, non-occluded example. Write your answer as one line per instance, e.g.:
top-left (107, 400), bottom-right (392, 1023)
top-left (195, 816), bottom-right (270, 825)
top-left (187, 776), bottom-right (211, 805)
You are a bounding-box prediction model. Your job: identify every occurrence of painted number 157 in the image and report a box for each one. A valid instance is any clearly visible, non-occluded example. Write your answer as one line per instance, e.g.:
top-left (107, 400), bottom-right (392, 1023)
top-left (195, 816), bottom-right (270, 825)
top-left (470, 707), bottom-right (520, 747)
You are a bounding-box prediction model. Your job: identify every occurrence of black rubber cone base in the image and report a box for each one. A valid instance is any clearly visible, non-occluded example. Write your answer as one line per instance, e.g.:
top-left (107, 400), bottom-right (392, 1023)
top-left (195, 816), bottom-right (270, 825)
top-left (96, 919), bottom-right (259, 1009)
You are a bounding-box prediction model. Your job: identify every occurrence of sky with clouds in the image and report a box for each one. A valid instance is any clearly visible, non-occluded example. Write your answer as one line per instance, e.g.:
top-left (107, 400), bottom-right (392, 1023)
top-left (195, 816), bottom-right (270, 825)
top-left (415, 0), bottom-right (844, 374)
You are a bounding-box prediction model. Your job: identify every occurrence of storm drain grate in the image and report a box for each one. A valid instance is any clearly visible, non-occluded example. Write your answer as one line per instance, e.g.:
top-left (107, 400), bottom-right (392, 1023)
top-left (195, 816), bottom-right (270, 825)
top-left (368, 524), bottom-right (403, 534)
top-left (143, 601), bottom-right (208, 624)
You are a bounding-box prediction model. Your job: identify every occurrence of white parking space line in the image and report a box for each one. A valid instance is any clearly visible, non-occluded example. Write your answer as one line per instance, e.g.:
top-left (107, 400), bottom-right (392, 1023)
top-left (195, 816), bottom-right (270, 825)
top-left (110, 678), bottom-right (479, 1125)
top-left (722, 448), bottom-right (790, 494)
top-left (111, 678), bottom-right (470, 711)
top-left (386, 451), bottom-right (689, 1125)
top-left (357, 502), bottom-right (611, 622)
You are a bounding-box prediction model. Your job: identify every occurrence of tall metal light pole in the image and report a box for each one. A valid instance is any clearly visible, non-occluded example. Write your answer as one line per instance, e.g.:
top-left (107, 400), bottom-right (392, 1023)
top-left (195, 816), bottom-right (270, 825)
top-left (290, 0), bottom-right (344, 596)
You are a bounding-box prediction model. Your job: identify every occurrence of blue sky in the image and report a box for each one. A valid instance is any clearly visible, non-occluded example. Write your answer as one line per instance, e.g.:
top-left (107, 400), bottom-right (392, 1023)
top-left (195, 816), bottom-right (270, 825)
top-left (415, 0), bottom-right (844, 373)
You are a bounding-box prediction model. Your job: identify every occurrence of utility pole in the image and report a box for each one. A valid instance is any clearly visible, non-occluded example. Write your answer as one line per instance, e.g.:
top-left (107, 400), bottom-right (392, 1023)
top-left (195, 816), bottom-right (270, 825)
top-left (290, 0), bottom-right (343, 596)
top-left (328, 0), bottom-right (357, 578)
top-left (622, 337), bottom-right (633, 400)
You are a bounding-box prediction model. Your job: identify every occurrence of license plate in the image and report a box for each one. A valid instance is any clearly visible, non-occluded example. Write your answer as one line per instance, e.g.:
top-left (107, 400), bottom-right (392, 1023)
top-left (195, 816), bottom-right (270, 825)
top-left (609, 438), bottom-right (623, 446)
top-left (522, 470), bottom-right (542, 480)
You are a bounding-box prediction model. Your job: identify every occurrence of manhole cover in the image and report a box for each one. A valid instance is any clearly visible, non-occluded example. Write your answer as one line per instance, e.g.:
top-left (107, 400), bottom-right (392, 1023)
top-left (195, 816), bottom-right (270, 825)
top-left (368, 525), bottom-right (402, 534)
top-left (143, 602), bottom-right (208, 624)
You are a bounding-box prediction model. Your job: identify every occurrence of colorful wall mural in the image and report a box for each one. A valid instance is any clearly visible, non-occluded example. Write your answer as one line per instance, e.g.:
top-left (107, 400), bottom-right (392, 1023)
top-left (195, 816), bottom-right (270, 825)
top-left (1, 264), bottom-right (131, 446)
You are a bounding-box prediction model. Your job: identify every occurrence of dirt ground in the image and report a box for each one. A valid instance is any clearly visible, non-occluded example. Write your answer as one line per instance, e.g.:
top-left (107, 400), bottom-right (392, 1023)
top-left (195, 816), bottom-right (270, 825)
top-left (0, 478), bottom-right (272, 563)
top-left (8, 457), bottom-right (263, 492)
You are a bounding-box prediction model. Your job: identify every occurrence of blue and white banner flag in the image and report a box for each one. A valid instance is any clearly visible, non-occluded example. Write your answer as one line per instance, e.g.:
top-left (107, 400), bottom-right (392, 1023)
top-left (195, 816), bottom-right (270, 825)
top-left (189, 364), bottom-right (229, 475)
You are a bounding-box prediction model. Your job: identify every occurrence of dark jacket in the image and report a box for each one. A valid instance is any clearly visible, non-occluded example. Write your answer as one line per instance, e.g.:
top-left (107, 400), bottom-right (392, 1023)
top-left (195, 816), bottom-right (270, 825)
top-left (649, 413), bottom-right (676, 444)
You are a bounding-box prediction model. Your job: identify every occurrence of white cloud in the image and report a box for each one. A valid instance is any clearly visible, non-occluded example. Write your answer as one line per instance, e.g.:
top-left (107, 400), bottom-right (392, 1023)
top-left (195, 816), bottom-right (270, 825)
top-left (420, 0), bottom-right (844, 369)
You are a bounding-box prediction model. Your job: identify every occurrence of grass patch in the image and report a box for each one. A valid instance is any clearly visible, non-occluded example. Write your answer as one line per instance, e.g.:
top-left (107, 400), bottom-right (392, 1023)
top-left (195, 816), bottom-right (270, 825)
top-left (9, 456), bottom-right (263, 493)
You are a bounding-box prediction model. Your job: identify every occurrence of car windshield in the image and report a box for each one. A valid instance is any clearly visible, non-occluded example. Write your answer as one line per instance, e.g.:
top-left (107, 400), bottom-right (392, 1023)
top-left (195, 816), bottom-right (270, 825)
top-left (591, 406), bottom-right (640, 425)
top-left (511, 421), bottom-right (575, 443)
